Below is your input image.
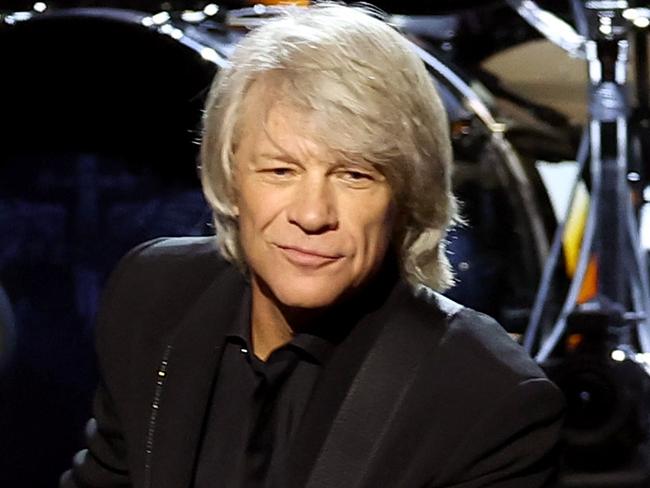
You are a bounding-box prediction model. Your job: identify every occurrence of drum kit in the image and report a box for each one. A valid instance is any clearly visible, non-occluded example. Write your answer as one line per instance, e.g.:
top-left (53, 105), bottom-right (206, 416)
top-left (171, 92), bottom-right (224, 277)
top-left (1, 1), bottom-right (650, 486)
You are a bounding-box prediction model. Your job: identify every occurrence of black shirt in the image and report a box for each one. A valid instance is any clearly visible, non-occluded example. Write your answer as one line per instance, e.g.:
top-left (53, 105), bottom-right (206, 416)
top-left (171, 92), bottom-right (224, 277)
top-left (193, 292), bottom-right (336, 488)
top-left (193, 258), bottom-right (400, 488)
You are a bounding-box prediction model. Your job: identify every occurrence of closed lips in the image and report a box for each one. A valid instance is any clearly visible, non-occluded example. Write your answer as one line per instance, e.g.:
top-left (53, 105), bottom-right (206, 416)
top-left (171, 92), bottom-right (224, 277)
top-left (275, 245), bottom-right (343, 260)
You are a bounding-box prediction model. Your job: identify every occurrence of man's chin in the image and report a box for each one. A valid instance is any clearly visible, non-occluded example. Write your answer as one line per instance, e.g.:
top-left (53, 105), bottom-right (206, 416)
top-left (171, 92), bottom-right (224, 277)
top-left (272, 282), bottom-right (347, 311)
top-left (275, 292), bottom-right (341, 311)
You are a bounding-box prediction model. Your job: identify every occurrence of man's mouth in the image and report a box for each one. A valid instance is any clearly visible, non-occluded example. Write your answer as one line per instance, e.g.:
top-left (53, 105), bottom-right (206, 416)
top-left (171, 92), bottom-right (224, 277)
top-left (275, 244), bottom-right (343, 267)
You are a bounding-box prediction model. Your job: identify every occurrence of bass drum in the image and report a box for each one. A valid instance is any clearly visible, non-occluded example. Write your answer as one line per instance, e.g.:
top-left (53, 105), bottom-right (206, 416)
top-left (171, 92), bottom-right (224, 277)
top-left (0, 8), bottom-right (226, 487)
top-left (0, 6), bottom-right (553, 487)
top-left (404, 39), bottom-right (554, 332)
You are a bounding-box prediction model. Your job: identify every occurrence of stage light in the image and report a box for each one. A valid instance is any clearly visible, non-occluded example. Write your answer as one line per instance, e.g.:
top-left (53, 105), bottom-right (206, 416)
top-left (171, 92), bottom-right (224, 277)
top-left (633, 17), bottom-right (650, 28)
top-left (152, 12), bottom-right (170, 25)
top-left (204, 4), bottom-right (219, 16)
top-left (611, 349), bottom-right (626, 362)
top-left (200, 48), bottom-right (220, 63)
top-left (181, 11), bottom-right (205, 23)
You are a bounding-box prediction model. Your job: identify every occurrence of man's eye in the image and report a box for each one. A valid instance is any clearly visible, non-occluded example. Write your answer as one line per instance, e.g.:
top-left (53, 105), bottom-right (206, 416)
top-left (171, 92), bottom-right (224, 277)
top-left (342, 170), bottom-right (373, 182)
top-left (269, 167), bottom-right (293, 177)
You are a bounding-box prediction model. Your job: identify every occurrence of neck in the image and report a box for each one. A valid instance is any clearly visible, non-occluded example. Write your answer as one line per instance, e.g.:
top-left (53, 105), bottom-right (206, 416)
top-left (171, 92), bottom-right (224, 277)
top-left (250, 287), bottom-right (294, 361)
top-left (248, 256), bottom-right (399, 362)
top-left (249, 278), bottom-right (325, 361)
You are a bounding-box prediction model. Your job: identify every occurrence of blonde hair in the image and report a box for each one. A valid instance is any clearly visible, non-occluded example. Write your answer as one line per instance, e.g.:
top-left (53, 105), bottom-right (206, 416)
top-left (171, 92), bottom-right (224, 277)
top-left (200, 2), bottom-right (458, 290)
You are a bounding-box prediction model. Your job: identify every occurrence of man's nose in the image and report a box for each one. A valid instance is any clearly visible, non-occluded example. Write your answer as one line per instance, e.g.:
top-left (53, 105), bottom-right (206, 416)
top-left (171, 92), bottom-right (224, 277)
top-left (287, 176), bottom-right (338, 234)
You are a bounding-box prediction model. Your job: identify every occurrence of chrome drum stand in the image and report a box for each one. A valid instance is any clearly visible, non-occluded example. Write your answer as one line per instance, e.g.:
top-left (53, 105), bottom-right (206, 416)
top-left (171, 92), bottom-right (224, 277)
top-left (508, 1), bottom-right (650, 485)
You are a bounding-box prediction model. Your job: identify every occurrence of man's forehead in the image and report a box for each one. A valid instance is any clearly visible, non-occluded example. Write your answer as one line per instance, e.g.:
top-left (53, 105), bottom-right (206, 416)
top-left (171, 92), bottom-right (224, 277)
top-left (238, 74), bottom-right (383, 171)
top-left (249, 107), bottom-right (375, 170)
top-left (240, 78), bottom-right (305, 129)
top-left (239, 85), bottom-right (321, 153)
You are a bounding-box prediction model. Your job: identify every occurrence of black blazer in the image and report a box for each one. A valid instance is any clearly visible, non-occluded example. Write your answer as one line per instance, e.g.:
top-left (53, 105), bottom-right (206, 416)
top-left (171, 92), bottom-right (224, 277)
top-left (61, 237), bottom-right (565, 488)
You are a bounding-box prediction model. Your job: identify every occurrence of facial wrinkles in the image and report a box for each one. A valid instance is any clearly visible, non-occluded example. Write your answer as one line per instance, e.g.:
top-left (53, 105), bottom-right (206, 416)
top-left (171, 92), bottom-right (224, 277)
top-left (264, 162), bottom-right (349, 257)
top-left (359, 199), bottom-right (395, 278)
top-left (239, 94), bottom-right (395, 275)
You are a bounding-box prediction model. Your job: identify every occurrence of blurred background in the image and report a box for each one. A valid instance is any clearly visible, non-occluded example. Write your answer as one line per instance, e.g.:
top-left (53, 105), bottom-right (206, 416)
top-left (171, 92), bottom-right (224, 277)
top-left (1, 1), bottom-right (650, 486)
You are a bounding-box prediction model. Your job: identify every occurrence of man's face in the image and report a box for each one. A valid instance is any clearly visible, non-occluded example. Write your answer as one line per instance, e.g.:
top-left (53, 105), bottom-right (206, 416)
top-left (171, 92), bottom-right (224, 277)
top-left (233, 94), bottom-right (396, 311)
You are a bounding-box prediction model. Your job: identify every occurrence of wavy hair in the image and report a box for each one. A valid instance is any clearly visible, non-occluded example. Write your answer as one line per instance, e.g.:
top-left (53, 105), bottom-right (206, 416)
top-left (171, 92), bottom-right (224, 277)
top-left (200, 2), bottom-right (458, 290)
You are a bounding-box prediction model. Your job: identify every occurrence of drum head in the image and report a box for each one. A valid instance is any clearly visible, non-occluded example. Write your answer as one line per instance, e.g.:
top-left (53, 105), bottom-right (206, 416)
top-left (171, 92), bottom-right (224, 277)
top-left (0, 10), bottom-right (216, 171)
top-left (0, 10), bottom-right (218, 486)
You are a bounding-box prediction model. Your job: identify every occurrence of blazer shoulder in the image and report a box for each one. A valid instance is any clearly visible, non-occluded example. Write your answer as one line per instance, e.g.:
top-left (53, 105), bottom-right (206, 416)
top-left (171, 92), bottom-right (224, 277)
top-left (409, 285), bottom-right (549, 384)
top-left (107, 236), bottom-right (230, 293)
top-left (120, 236), bottom-right (226, 272)
top-left (96, 236), bottom-right (239, 350)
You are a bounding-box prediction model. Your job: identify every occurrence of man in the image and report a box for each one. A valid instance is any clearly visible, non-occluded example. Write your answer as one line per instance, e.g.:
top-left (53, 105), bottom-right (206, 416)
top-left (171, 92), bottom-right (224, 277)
top-left (61, 3), bottom-right (564, 487)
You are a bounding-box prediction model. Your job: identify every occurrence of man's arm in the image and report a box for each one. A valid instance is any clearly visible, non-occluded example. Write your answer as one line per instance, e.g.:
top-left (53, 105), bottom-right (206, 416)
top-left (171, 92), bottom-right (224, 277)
top-left (433, 377), bottom-right (565, 488)
top-left (59, 382), bottom-right (131, 488)
top-left (59, 239), bottom-right (168, 488)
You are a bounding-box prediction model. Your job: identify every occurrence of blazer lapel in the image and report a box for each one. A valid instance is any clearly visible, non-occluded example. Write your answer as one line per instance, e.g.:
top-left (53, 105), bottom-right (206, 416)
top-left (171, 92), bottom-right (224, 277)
top-left (147, 265), bottom-right (248, 488)
top-left (304, 289), bottom-right (450, 488)
top-left (285, 280), bottom-right (407, 488)
top-left (287, 282), bottom-right (451, 488)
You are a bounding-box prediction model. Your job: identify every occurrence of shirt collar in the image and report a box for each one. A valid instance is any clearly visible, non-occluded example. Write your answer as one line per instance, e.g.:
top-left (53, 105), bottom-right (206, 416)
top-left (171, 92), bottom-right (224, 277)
top-left (226, 285), bottom-right (252, 343)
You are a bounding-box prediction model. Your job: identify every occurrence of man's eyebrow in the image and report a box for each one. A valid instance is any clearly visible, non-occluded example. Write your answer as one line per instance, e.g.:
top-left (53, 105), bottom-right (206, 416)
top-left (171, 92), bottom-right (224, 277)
top-left (348, 159), bottom-right (375, 167)
top-left (337, 158), bottom-right (378, 171)
top-left (258, 152), bottom-right (300, 163)
top-left (256, 152), bottom-right (377, 171)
